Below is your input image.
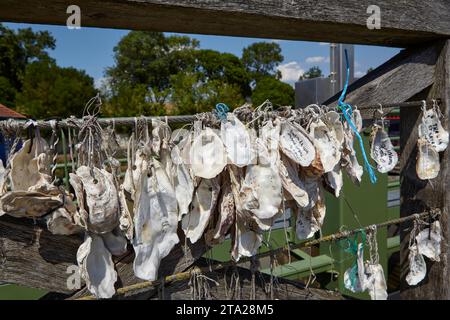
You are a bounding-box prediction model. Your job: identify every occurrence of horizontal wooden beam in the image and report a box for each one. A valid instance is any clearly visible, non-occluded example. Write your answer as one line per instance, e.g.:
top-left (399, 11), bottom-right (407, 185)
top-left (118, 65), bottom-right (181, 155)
top-left (0, 1), bottom-right (449, 47)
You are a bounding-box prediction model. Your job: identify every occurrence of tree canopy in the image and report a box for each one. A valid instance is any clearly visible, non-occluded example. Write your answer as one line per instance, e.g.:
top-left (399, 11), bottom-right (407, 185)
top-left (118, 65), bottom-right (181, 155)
top-left (242, 42), bottom-right (283, 82)
top-left (252, 76), bottom-right (294, 107)
top-left (300, 66), bottom-right (323, 80)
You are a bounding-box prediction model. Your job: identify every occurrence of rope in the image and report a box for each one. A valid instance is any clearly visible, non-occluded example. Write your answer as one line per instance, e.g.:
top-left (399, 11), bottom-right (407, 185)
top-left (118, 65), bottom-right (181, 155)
top-left (74, 208), bottom-right (440, 300)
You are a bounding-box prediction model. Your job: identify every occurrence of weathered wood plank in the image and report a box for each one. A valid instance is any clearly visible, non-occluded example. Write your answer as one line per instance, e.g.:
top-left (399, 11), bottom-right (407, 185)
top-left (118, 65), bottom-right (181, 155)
top-left (0, 215), bottom-right (208, 294)
top-left (324, 43), bottom-right (441, 118)
top-left (399, 40), bottom-right (450, 299)
top-left (0, 1), bottom-right (449, 47)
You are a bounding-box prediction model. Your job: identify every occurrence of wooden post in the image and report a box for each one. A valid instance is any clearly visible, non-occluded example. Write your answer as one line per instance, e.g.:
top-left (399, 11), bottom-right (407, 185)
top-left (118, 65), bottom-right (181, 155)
top-left (400, 39), bottom-right (450, 299)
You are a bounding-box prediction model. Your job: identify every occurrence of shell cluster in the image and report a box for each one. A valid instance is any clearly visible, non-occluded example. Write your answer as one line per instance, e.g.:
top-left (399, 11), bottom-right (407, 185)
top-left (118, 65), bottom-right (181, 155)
top-left (0, 102), bottom-right (446, 299)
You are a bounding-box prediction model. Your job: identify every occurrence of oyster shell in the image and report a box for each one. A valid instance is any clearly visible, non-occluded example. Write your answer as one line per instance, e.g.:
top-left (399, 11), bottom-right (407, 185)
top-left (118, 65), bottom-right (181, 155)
top-left (342, 130), bottom-right (363, 185)
top-left (416, 220), bottom-right (442, 262)
top-left (133, 159), bottom-right (179, 281)
top-left (370, 125), bottom-right (398, 173)
top-left (278, 153), bottom-right (309, 208)
top-left (231, 219), bottom-right (262, 262)
top-left (101, 229), bottom-right (128, 256)
top-left (0, 190), bottom-right (63, 218)
top-left (77, 233), bottom-right (117, 299)
top-left (69, 166), bottom-right (119, 234)
top-left (416, 138), bottom-right (440, 180)
top-left (190, 127), bottom-right (227, 179)
top-left (0, 160), bottom-right (7, 196)
top-left (406, 244), bottom-right (427, 286)
top-left (279, 121), bottom-right (316, 167)
top-left (363, 263), bottom-right (388, 300)
top-left (260, 120), bottom-right (281, 166)
top-left (118, 184), bottom-right (134, 240)
top-left (182, 177), bottom-right (220, 243)
top-left (418, 107), bottom-right (449, 152)
top-left (10, 138), bottom-right (52, 191)
top-left (221, 113), bottom-right (253, 167)
top-left (309, 118), bottom-right (341, 173)
top-left (325, 163), bottom-right (343, 197)
top-left (173, 146), bottom-right (194, 220)
top-left (295, 187), bottom-right (326, 240)
top-left (45, 196), bottom-right (83, 235)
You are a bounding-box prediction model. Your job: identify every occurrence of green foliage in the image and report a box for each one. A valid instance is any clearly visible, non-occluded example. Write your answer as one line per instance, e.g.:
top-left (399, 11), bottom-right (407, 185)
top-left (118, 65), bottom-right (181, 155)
top-left (0, 23), bottom-right (55, 93)
top-left (300, 66), bottom-right (323, 80)
top-left (16, 60), bottom-right (97, 118)
top-left (0, 76), bottom-right (17, 108)
top-left (251, 76), bottom-right (294, 107)
top-left (242, 42), bottom-right (283, 82)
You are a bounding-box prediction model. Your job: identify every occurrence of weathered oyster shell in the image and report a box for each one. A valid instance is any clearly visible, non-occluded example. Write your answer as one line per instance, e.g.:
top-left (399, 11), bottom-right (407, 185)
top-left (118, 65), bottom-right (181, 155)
top-left (182, 177), bottom-right (220, 243)
top-left (118, 184), bottom-right (134, 240)
top-left (416, 138), bottom-right (440, 180)
top-left (325, 163), bottom-right (343, 197)
top-left (0, 190), bottom-right (63, 218)
top-left (0, 160), bottom-right (7, 196)
top-left (231, 219), bottom-right (262, 262)
top-left (133, 159), bottom-right (179, 281)
top-left (10, 138), bottom-right (52, 191)
top-left (172, 146), bottom-right (194, 220)
top-left (370, 125), bottom-right (398, 173)
top-left (69, 166), bottom-right (119, 234)
top-left (309, 118), bottom-right (341, 173)
top-left (406, 244), bottom-right (427, 286)
top-left (77, 233), bottom-right (117, 299)
top-left (342, 130), bottom-right (363, 185)
top-left (279, 121), bottom-right (316, 167)
top-left (278, 153), bottom-right (309, 208)
top-left (101, 229), bottom-right (128, 256)
top-left (363, 263), bottom-right (388, 300)
top-left (45, 197), bottom-right (83, 235)
top-left (190, 127), bottom-right (227, 179)
top-left (221, 113), bottom-right (253, 167)
top-left (418, 107), bottom-right (449, 152)
top-left (295, 187), bottom-right (326, 240)
top-left (416, 220), bottom-right (442, 262)
top-left (260, 120), bottom-right (281, 166)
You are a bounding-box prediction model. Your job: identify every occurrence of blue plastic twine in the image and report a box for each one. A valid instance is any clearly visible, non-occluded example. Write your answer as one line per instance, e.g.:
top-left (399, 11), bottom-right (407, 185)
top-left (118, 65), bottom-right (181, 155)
top-left (338, 50), bottom-right (377, 184)
top-left (214, 103), bottom-right (229, 121)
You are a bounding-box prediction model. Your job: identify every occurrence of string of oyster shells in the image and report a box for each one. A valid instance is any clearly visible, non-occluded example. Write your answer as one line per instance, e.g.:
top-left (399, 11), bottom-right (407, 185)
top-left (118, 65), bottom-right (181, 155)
top-left (1, 101), bottom-right (447, 299)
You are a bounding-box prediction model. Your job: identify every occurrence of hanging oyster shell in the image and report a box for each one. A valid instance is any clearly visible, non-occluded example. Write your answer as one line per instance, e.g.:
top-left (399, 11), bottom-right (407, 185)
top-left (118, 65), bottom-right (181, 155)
top-left (133, 159), bottom-right (179, 281)
top-left (172, 144), bottom-right (194, 220)
top-left (353, 109), bottom-right (363, 133)
top-left (416, 138), bottom-right (440, 180)
top-left (45, 197), bottom-right (83, 235)
top-left (0, 190), bottom-right (63, 218)
top-left (363, 263), bottom-right (388, 300)
top-left (182, 177), bottom-right (220, 243)
top-left (221, 113), bottom-right (253, 167)
top-left (190, 127), bottom-right (227, 179)
top-left (416, 220), bottom-right (442, 262)
top-left (231, 219), bottom-right (262, 262)
top-left (406, 244), bottom-right (427, 286)
top-left (309, 118), bottom-right (341, 173)
top-left (325, 163), bottom-right (343, 197)
top-left (69, 166), bottom-right (119, 234)
top-left (77, 233), bottom-right (117, 299)
top-left (342, 130), bottom-right (363, 185)
top-left (278, 153), bottom-right (309, 208)
top-left (370, 125), bottom-right (398, 173)
top-left (279, 121), bottom-right (316, 167)
top-left (10, 138), bottom-right (52, 191)
top-left (418, 107), bottom-right (449, 152)
top-left (260, 120), bottom-right (281, 166)
top-left (118, 184), bottom-right (134, 240)
top-left (241, 156), bottom-right (282, 220)
top-left (324, 111), bottom-right (345, 145)
top-left (101, 229), bottom-right (128, 256)
top-left (205, 173), bottom-right (235, 245)
top-left (295, 187), bottom-right (326, 240)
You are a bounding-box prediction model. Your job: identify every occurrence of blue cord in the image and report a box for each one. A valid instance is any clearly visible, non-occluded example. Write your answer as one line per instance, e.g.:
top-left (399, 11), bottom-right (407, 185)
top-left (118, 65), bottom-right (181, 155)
top-left (338, 50), bottom-right (377, 184)
top-left (214, 103), bottom-right (229, 121)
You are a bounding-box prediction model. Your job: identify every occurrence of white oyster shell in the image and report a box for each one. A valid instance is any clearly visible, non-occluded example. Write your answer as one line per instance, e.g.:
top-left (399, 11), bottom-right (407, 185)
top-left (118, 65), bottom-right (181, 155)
top-left (69, 166), bottom-right (119, 234)
top-left (0, 190), bottom-right (63, 218)
top-left (221, 113), bottom-right (253, 167)
top-left (406, 244), bottom-right (427, 286)
top-left (418, 107), bottom-right (449, 152)
top-left (182, 177), bottom-right (220, 243)
top-left (370, 125), bottom-right (398, 173)
top-left (133, 160), bottom-right (179, 281)
top-left (77, 233), bottom-right (117, 299)
top-left (190, 128), bottom-right (227, 179)
top-left (295, 187), bottom-right (326, 240)
top-left (416, 138), bottom-right (440, 180)
top-left (309, 118), bottom-right (341, 173)
top-left (325, 163), bottom-right (343, 197)
top-left (416, 220), bottom-right (442, 262)
top-left (363, 263), bottom-right (388, 300)
top-left (278, 153), bottom-right (309, 208)
top-left (279, 121), bottom-right (316, 167)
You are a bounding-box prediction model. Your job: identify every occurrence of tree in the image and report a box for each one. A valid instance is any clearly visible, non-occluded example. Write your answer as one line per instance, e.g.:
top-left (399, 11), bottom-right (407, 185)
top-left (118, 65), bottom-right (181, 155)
top-left (15, 60), bottom-right (97, 118)
top-left (242, 42), bottom-right (283, 82)
top-left (0, 23), bottom-right (55, 104)
top-left (251, 76), bottom-right (294, 107)
top-left (299, 66), bottom-right (323, 80)
top-left (367, 67), bottom-right (374, 74)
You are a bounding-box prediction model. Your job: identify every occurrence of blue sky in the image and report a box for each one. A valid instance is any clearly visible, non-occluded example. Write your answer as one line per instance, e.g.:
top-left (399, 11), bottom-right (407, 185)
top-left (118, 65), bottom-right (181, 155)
top-left (4, 23), bottom-right (401, 88)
